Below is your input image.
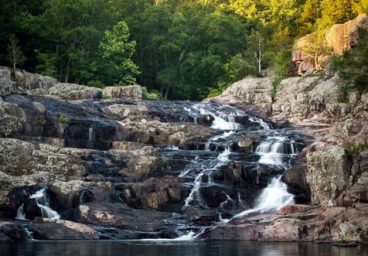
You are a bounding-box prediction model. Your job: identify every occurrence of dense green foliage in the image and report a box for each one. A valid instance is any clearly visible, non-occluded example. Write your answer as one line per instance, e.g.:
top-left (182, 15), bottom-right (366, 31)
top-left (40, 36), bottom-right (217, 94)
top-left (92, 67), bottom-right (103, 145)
top-left (0, 0), bottom-right (367, 100)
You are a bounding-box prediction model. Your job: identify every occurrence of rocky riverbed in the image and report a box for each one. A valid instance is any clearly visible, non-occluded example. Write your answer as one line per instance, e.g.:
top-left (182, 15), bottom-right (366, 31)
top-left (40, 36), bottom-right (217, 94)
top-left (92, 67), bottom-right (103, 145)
top-left (0, 66), bottom-right (367, 245)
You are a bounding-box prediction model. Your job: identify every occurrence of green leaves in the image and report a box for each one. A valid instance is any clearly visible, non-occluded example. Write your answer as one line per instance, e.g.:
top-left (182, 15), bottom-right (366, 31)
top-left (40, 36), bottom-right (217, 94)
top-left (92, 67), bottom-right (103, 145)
top-left (7, 34), bottom-right (26, 74)
top-left (99, 21), bottom-right (140, 86)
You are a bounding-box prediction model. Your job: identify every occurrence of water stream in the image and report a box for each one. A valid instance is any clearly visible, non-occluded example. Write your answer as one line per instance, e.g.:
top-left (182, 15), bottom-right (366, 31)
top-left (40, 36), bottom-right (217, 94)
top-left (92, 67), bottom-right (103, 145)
top-left (16, 188), bottom-right (60, 221)
top-left (158, 103), bottom-right (301, 240)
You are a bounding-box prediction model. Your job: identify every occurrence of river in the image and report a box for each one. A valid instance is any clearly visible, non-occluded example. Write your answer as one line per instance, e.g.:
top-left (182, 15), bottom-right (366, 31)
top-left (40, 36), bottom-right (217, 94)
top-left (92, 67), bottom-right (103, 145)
top-left (1, 241), bottom-right (367, 256)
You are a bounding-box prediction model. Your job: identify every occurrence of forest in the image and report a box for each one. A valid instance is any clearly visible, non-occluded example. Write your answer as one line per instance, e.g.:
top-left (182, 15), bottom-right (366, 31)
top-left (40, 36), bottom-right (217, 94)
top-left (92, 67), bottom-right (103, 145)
top-left (0, 0), bottom-right (367, 100)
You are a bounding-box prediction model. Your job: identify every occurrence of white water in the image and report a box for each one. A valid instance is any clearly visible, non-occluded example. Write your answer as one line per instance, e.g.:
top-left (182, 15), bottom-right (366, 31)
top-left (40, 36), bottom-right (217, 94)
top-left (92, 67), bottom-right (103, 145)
top-left (166, 145), bottom-right (179, 150)
top-left (233, 176), bottom-right (294, 218)
top-left (177, 103), bottom-right (296, 238)
top-left (26, 188), bottom-right (60, 220)
top-left (183, 173), bottom-right (205, 208)
top-left (16, 204), bottom-right (26, 220)
top-left (186, 103), bottom-right (262, 131)
top-left (256, 136), bottom-right (287, 166)
top-left (217, 147), bottom-right (231, 163)
top-left (140, 228), bottom-right (205, 242)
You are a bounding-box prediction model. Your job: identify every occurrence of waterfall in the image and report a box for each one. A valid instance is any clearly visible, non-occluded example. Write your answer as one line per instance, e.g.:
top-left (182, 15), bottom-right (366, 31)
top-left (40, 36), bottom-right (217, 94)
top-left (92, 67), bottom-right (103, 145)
top-left (183, 173), bottom-right (205, 208)
top-left (16, 188), bottom-right (60, 220)
top-left (256, 136), bottom-right (288, 166)
top-left (16, 204), bottom-right (26, 220)
top-left (233, 176), bottom-right (294, 218)
top-left (226, 136), bottom-right (296, 219)
top-left (87, 125), bottom-right (95, 148)
top-left (30, 188), bottom-right (60, 220)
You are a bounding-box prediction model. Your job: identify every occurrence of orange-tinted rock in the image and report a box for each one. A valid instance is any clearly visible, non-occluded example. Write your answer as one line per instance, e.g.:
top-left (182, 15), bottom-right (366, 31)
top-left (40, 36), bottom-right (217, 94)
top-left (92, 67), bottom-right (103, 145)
top-left (293, 14), bottom-right (368, 76)
top-left (326, 14), bottom-right (368, 55)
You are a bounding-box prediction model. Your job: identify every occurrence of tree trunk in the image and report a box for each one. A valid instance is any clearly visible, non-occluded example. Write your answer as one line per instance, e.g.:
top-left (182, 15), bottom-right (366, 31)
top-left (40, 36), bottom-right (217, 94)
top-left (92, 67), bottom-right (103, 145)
top-left (164, 86), bottom-right (170, 100)
top-left (64, 58), bottom-right (70, 83)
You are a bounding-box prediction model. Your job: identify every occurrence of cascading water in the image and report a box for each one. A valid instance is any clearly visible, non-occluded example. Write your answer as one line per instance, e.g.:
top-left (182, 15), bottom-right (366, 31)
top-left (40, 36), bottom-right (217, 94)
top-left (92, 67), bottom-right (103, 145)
top-left (161, 102), bottom-right (301, 240)
top-left (233, 176), bottom-right (294, 219)
top-left (16, 204), bottom-right (26, 220)
top-left (256, 136), bottom-right (288, 166)
top-left (16, 188), bottom-right (60, 220)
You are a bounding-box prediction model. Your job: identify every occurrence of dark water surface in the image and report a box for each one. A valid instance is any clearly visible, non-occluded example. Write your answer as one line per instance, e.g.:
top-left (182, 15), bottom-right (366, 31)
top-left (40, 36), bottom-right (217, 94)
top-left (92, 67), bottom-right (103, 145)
top-left (1, 241), bottom-right (368, 256)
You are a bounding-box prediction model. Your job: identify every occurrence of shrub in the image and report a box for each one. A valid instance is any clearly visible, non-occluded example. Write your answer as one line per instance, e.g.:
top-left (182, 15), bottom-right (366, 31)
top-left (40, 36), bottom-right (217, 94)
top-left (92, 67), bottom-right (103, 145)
top-left (142, 87), bottom-right (162, 100)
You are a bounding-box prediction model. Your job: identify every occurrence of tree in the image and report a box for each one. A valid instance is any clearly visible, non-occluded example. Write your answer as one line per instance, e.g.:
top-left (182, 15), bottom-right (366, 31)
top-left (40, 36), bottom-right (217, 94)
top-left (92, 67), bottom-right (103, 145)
top-left (319, 0), bottom-right (355, 29)
top-left (299, 30), bottom-right (333, 70)
top-left (7, 34), bottom-right (26, 77)
top-left (99, 21), bottom-right (140, 85)
top-left (299, 0), bottom-right (323, 34)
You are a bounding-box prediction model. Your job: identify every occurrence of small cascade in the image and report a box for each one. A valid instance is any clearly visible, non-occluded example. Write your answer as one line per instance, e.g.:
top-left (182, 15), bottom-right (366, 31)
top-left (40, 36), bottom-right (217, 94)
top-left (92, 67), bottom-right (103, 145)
top-left (16, 204), bottom-right (26, 220)
top-left (23, 226), bottom-right (34, 240)
top-left (16, 188), bottom-right (60, 220)
top-left (217, 147), bottom-right (231, 163)
top-left (183, 173), bottom-right (205, 208)
top-left (87, 125), bottom-right (96, 148)
top-left (233, 176), bottom-right (294, 218)
top-left (237, 192), bottom-right (245, 208)
top-left (256, 136), bottom-right (295, 167)
top-left (30, 188), bottom-right (60, 220)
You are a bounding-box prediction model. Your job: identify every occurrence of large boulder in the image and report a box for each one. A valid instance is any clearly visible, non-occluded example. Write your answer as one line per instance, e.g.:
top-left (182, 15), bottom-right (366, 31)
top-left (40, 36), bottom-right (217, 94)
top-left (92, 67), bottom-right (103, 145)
top-left (307, 146), bottom-right (349, 207)
top-left (102, 85), bottom-right (142, 99)
top-left (208, 77), bottom-right (273, 115)
top-left (33, 219), bottom-right (99, 240)
top-left (0, 99), bottom-right (25, 137)
top-left (15, 70), bottom-right (57, 92)
top-left (305, 146), bottom-right (368, 207)
top-left (116, 176), bottom-right (188, 210)
top-left (47, 83), bottom-right (102, 100)
top-left (0, 139), bottom-right (79, 208)
top-left (75, 202), bottom-right (171, 232)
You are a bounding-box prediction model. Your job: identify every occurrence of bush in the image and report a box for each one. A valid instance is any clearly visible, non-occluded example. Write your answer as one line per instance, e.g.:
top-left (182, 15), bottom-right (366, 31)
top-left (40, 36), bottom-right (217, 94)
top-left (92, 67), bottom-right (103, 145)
top-left (142, 87), bottom-right (162, 100)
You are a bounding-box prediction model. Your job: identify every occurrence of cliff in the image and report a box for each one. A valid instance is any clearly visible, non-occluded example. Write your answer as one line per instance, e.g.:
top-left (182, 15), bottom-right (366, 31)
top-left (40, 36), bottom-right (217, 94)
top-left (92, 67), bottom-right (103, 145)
top-left (293, 14), bottom-right (368, 75)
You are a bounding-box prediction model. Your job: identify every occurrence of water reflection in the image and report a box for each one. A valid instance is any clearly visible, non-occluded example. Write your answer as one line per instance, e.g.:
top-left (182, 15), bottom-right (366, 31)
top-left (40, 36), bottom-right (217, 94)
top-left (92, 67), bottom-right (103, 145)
top-left (1, 241), bottom-right (367, 256)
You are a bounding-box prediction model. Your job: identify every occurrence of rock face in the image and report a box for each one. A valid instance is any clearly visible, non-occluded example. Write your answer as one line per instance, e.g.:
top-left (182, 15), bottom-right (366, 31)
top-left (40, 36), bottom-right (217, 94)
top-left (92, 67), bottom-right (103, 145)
top-left (326, 14), bottom-right (368, 55)
top-left (307, 147), bottom-right (368, 208)
top-left (293, 14), bottom-right (368, 75)
top-left (102, 85), bottom-right (142, 99)
top-left (208, 77), bottom-right (273, 115)
top-left (210, 74), bottom-right (368, 145)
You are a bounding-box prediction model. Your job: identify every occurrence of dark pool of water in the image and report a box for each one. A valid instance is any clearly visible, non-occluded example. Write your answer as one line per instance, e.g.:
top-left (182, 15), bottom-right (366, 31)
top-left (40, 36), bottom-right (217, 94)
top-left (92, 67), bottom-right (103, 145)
top-left (1, 241), bottom-right (368, 256)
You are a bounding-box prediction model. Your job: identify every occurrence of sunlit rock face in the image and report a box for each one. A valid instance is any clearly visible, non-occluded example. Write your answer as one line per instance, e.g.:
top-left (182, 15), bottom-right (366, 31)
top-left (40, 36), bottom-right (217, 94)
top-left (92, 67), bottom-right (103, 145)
top-left (293, 14), bottom-right (368, 76)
